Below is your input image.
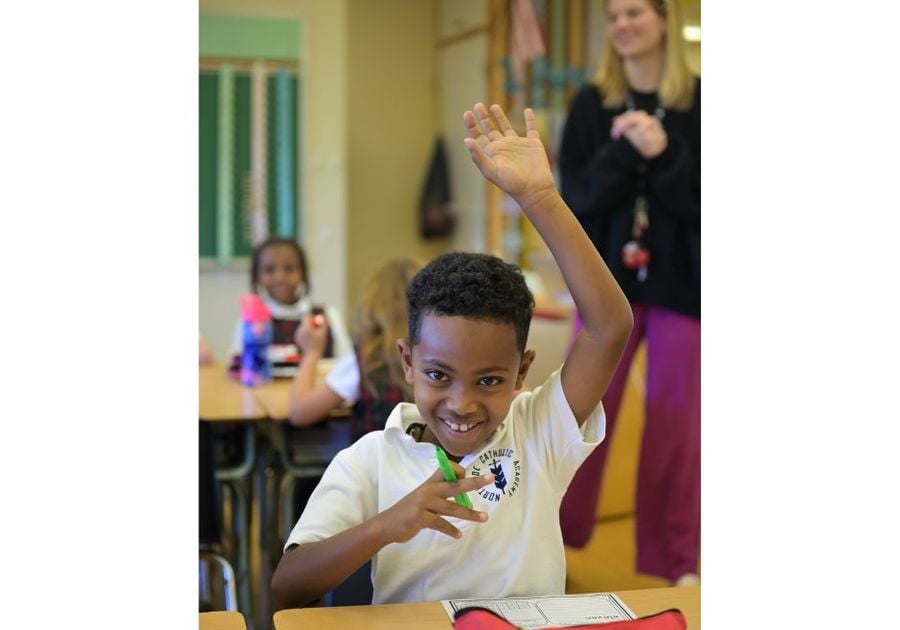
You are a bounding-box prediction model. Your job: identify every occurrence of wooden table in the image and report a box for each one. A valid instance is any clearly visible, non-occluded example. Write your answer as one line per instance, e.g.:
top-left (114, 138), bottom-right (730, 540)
top-left (199, 361), bottom-right (349, 630)
top-left (252, 358), bottom-right (348, 420)
top-left (199, 364), bottom-right (270, 621)
top-left (199, 364), bottom-right (268, 422)
top-left (199, 611), bottom-right (247, 630)
top-left (272, 586), bottom-right (700, 629)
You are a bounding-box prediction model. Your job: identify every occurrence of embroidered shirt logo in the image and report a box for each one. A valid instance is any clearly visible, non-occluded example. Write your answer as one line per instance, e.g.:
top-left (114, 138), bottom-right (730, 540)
top-left (471, 447), bottom-right (521, 503)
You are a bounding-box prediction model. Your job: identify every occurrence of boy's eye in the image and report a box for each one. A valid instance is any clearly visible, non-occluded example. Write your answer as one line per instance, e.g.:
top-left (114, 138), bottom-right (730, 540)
top-left (425, 369), bottom-right (448, 382)
top-left (479, 376), bottom-right (503, 387)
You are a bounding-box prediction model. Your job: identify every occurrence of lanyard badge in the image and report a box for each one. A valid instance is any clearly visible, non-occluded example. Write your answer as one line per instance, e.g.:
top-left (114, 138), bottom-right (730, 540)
top-left (621, 193), bottom-right (650, 282)
top-left (620, 94), bottom-right (664, 284)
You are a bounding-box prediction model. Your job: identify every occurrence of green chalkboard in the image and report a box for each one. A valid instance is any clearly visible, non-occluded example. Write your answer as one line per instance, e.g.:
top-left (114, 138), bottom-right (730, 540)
top-left (198, 71), bottom-right (299, 259)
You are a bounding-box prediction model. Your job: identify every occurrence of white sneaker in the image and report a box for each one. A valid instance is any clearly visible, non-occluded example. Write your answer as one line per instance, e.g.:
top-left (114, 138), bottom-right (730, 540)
top-left (673, 573), bottom-right (700, 587)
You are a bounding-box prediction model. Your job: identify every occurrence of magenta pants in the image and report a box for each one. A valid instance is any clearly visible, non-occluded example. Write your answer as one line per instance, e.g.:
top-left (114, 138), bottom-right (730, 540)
top-left (560, 304), bottom-right (700, 581)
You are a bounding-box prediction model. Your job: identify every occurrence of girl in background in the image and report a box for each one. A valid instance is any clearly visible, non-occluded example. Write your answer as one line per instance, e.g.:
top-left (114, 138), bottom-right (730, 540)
top-left (228, 237), bottom-right (352, 377)
top-left (287, 256), bottom-right (421, 441)
top-left (558, 0), bottom-right (700, 586)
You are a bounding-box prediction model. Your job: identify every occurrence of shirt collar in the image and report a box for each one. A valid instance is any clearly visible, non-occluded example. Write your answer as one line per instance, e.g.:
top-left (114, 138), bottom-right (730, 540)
top-left (383, 403), bottom-right (509, 459)
top-left (261, 293), bottom-right (313, 319)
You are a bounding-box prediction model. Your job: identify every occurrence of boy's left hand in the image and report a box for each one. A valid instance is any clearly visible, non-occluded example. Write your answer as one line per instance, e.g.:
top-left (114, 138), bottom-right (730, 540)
top-left (463, 103), bottom-right (556, 213)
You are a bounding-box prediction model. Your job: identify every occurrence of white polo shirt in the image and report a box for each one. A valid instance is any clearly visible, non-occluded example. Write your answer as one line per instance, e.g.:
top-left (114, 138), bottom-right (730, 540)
top-left (322, 349), bottom-right (361, 404)
top-left (284, 367), bottom-right (605, 604)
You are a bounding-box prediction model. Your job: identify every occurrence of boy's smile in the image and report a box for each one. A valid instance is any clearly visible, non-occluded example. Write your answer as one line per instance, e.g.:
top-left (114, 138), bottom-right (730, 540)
top-left (399, 314), bottom-right (534, 460)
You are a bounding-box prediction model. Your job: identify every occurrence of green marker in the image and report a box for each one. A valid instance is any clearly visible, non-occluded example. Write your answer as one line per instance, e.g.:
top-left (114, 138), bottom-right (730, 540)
top-left (435, 446), bottom-right (473, 509)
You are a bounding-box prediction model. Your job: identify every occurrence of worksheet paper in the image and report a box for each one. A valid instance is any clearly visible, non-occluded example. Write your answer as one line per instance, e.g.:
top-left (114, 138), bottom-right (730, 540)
top-left (441, 593), bottom-right (636, 627)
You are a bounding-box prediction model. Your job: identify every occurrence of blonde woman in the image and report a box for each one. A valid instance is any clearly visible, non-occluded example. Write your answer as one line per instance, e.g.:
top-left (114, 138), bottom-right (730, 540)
top-left (288, 257), bottom-right (422, 441)
top-left (558, 0), bottom-right (700, 586)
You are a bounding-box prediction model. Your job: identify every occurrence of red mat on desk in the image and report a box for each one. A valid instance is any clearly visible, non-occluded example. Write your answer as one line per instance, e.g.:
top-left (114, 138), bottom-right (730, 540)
top-left (454, 607), bottom-right (686, 630)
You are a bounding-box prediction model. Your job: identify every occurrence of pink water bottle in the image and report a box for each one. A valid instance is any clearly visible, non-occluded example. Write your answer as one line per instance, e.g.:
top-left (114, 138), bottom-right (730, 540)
top-left (239, 294), bottom-right (273, 386)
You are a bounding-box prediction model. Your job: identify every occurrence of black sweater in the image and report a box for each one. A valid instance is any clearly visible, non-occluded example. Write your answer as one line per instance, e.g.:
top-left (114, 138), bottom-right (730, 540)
top-left (559, 79), bottom-right (700, 319)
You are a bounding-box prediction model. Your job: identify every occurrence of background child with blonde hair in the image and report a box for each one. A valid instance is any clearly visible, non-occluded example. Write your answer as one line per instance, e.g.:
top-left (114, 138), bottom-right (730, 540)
top-left (287, 256), bottom-right (422, 440)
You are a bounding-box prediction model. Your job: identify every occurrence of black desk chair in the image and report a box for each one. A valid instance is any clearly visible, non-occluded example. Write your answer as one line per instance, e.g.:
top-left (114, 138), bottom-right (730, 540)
top-left (273, 421), bottom-right (351, 541)
top-left (325, 560), bottom-right (374, 606)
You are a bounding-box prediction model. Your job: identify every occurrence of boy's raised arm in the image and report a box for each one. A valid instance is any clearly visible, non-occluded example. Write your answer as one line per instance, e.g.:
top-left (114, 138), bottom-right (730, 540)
top-left (463, 103), bottom-right (633, 425)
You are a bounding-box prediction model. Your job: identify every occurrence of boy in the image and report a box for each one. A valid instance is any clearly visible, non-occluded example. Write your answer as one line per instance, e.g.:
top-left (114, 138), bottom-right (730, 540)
top-left (271, 103), bottom-right (633, 608)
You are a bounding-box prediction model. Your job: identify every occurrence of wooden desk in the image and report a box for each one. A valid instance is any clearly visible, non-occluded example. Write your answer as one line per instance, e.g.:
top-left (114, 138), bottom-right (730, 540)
top-left (273, 586), bottom-right (700, 629)
top-left (199, 364), bottom-right (269, 619)
top-left (200, 359), bottom-right (347, 630)
top-left (248, 378), bottom-right (294, 420)
top-left (199, 364), bottom-right (267, 422)
top-left (252, 359), bottom-right (349, 420)
top-left (199, 611), bottom-right (247, 630)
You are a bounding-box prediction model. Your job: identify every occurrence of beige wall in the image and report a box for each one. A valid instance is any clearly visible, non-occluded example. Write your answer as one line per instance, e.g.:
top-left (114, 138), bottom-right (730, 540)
top-left (199, 0), bottom-right (349, 360)
top-left (438, 0), bottom-right (490, 254)
top-left (346, 0), bottom-right (447, 308)
top-left (199, 0), bottom-right (462, 358)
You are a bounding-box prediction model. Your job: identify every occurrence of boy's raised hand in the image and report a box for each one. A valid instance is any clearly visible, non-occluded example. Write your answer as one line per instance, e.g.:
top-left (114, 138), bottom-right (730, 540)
top-left (463, 103), bottom-right (556, 214)
top-left (375, 464), bottom-right (494, 543)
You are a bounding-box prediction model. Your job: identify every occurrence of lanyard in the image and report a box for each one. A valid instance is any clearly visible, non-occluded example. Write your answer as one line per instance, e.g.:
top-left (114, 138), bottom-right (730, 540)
top-left (625, 93), bottom-right (665, 120)
top-left (625, 93), bottom-right (666, 181)
top-left (621, 93), bottom-right (664, 283)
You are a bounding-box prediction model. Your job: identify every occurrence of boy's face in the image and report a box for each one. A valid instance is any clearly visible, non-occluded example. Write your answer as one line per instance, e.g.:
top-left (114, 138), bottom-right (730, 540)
top-left (398, 314), bottom-right (534, 459)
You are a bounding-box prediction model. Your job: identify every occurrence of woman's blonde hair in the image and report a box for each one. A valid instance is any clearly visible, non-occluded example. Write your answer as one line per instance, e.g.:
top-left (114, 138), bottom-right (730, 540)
top-left (351, 256), bottom-right (423, 400)
top-left (595, 0), bottom-right (695, 110)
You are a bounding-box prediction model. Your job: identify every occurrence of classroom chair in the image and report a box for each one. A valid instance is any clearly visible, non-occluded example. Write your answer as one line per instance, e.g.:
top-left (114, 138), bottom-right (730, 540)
top-left (272, 421), bottom-right (352, 542)
top-left (210, 422), bottom-right (256, 614)
top-left (325, 560), bottom-right (374, 607)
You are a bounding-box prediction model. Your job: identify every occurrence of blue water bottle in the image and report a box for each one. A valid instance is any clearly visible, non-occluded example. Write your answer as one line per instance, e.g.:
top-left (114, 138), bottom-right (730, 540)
top-left (239, 294), bottom-right (273, 386)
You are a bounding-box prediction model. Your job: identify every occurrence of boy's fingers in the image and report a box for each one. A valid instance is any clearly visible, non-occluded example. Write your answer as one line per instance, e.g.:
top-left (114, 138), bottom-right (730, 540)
top-left (440, 473), bottom-right (495, 497)
top-left (432, 499), bottom-right (489, 523)
top-left (473, 102), bottom-right (503, 141)
top-left (464, 138), bottom-right (494, 176)
top-left (426, 467), bottom-right (449, 483)
top-left (463, 110), bottom-right (480, 138)
top-left (491, 104), bottom-right (517, 137)
top-left (463, 111), bottom-right (491, 151)
top-left (427, 514), bottom-right (462, 539)
top-left (524, 108), bottom-right (540, 139)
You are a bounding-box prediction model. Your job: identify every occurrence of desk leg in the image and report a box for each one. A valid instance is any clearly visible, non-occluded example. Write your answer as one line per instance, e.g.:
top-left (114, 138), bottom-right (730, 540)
top-left (215, 424), bottom-right (257, 625)
top-left (279, 473), bottom-right (297, 542)
top-left (252, 438), bottom-right (279, 630)
top-left (224, 478), bottom-right (252, 621)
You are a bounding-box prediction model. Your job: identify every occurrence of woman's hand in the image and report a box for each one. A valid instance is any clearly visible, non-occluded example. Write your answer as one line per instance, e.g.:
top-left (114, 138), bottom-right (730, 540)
top-left (294, 314), bottom-right (328, 355)
top-left (374, 463), bottom-right (495, 543)
top-left (610, 110), bottom-right (668, 159)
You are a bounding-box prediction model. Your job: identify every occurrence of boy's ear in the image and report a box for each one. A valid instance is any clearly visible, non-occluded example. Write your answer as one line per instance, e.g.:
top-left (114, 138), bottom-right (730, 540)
top-left (397, 338), bottom-right (415, 384)
top-left (515, 349), bottom-right (536, 390)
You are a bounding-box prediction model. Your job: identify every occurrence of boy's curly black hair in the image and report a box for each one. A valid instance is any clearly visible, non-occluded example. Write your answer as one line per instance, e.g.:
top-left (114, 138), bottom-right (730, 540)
top-left (407, 252), bottom-right (534, 352)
